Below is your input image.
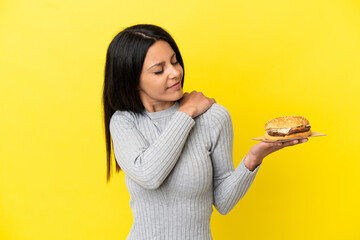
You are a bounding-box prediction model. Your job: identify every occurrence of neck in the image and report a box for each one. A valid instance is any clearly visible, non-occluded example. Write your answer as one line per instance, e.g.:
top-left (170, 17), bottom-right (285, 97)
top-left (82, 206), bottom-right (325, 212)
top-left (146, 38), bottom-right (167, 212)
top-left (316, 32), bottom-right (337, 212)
top-left (143, 101), bottom-right (176, 113)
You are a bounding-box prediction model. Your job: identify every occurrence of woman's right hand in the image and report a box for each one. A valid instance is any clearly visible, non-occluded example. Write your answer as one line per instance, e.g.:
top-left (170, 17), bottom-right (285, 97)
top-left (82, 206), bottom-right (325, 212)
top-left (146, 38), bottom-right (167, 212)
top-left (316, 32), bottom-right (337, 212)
top-left (178, 91), bottom-right (216, 118)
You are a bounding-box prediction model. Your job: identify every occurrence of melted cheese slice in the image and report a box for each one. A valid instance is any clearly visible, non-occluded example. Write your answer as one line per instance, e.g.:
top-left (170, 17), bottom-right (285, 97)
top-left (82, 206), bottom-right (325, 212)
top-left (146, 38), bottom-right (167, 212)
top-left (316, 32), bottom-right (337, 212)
top-left (268, 128), bottom-right (291, 134)
top-left (268, 124), bottom-right (310, 134)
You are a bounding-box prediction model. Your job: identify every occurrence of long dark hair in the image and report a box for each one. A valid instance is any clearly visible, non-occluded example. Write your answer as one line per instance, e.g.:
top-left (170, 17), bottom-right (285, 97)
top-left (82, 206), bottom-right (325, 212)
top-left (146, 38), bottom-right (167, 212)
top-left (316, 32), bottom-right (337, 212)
top-left (102, 24), bottom-right (185, 182)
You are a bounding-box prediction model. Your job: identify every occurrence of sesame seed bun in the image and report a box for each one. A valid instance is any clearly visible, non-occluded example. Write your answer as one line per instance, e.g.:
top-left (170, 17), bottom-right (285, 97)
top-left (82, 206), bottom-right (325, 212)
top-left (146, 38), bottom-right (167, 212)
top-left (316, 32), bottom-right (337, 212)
top-left (264, 116), bottom-right (309, 130)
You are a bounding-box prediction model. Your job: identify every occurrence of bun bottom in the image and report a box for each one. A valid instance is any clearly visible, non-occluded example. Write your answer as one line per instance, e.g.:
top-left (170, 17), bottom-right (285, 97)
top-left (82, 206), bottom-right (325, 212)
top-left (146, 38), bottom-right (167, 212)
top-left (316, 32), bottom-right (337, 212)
top-left (264, 131), bottom-right (312, 141)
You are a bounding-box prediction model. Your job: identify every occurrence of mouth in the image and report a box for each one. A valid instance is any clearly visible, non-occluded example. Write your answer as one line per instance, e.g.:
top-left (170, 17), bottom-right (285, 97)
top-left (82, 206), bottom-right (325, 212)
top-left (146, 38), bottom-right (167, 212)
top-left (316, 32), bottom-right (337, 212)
top-left (168, 82), bottom-right (181, 89)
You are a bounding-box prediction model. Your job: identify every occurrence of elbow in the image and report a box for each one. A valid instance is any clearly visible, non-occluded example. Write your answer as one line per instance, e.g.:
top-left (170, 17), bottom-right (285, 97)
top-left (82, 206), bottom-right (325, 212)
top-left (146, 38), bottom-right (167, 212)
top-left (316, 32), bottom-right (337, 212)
top-left (130, 161), bottom-right (164, 190)
top-left (134, 175), bottom-right (163, 190)
top-left (216, 206), bottom-right (231, 215)
top-left (213, 193), bottom-right (233, 215)
top-left (141, 180), bottom-right (162, 190)
top-left (214, 201), bottom-right (232, 215)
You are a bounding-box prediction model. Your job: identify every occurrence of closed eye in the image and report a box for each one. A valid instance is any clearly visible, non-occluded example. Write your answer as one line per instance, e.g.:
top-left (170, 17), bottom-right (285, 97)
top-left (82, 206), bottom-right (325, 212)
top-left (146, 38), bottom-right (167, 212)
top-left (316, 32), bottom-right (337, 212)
top-left (152, 53), bottom-right (178, 74)
top-left (154, 69), bottom-right (164, 75)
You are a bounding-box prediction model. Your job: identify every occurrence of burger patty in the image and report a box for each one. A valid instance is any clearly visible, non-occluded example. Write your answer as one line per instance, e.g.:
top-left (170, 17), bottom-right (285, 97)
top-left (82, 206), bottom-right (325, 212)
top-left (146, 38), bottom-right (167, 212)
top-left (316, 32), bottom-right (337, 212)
top-left (268, 126), bottom-right (311, 137)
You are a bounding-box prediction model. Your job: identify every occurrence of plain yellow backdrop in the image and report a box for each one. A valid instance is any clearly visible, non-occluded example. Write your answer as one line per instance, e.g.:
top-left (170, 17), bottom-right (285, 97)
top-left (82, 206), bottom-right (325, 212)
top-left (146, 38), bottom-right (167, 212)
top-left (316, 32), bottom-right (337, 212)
top-left (1, 0), bottom-right (359, 239)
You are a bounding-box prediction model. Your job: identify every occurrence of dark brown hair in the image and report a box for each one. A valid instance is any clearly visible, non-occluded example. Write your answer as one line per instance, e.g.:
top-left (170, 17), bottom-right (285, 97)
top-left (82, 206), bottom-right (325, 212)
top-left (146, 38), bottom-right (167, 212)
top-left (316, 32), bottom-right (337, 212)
top-left (102, 24), bottom-right (185, 182)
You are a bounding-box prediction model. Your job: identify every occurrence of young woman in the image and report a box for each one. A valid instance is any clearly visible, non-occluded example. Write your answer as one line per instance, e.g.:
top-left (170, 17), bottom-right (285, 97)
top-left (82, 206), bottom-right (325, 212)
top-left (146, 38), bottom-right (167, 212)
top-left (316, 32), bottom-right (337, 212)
top-left (102, 24), bottom-right (307, 240)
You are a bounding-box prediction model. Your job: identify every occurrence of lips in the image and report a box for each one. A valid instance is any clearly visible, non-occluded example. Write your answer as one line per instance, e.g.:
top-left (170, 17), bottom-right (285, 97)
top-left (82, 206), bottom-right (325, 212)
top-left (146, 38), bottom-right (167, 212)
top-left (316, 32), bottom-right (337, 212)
top-left (168, 82), bottom-right (181, 89)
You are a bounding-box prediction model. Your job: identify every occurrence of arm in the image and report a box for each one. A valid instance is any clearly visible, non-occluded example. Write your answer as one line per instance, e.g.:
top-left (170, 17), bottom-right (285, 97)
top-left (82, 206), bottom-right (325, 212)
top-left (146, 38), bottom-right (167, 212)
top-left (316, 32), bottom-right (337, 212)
top-left (210, 105), bottom-right (260, 215)
top-left (110, 111), bottom-right (195, 189)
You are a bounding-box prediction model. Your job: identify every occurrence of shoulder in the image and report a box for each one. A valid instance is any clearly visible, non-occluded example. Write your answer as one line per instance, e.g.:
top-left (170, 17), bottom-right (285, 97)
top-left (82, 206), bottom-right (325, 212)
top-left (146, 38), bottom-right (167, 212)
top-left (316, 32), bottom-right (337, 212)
top-left (204, 104), bottom-right (233, 143)
top-left (196, 103), bottom-right (232, 127)
top-left (209, 103), bottom-right (231, 117)
top-left (110, 110), bottom-right (141, 128)
top-left (208, 103), bottom-right (232, 124)
top-left (110, 110), bottom-right (134, 122)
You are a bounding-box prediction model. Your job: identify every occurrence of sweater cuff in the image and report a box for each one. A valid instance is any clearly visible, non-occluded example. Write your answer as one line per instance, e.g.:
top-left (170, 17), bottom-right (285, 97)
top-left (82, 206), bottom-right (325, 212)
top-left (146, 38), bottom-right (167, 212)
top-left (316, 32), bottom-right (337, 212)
top-left (237, 157), bottom-right (261, 175)
top-left (174, 110), bottom-right (196, 126)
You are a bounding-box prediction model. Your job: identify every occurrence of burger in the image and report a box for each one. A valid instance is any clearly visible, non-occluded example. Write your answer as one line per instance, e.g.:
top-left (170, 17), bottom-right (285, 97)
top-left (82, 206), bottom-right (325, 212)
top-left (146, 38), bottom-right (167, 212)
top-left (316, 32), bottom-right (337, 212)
top-left (264, 116), bottom-right (311, 141)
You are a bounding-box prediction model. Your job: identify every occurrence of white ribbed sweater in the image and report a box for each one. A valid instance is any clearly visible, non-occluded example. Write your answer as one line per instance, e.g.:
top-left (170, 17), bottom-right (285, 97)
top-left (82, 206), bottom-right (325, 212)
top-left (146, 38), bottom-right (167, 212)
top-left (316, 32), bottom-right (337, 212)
top-left (109, 102), bottom-right (261, 240)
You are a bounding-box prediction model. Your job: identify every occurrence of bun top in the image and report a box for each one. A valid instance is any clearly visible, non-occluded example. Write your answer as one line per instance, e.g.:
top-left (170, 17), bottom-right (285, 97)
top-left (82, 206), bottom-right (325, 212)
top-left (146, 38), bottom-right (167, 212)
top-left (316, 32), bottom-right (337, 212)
top-left (264, 116), bottom-right (310, 130)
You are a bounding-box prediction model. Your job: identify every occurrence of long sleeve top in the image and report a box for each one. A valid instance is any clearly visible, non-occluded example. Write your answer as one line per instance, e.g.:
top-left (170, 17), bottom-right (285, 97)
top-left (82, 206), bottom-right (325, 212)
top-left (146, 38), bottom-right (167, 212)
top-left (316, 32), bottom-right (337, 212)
top-left (109, 102), bottom-right (261, 240)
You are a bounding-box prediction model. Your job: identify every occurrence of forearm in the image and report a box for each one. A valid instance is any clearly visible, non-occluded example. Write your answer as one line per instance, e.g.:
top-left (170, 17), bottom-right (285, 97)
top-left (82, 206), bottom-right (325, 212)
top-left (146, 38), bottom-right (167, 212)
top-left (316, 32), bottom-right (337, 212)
top-left (213, 159), bottom-right (260, 214)
top-left (112, 111), bottom-right (195, 189)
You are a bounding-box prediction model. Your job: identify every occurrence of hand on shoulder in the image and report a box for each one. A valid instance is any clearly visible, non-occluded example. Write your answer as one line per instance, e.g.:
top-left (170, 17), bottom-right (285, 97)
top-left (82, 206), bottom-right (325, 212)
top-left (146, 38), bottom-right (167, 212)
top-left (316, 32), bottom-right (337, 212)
top-left (178, 91), bottom-right (216, 118)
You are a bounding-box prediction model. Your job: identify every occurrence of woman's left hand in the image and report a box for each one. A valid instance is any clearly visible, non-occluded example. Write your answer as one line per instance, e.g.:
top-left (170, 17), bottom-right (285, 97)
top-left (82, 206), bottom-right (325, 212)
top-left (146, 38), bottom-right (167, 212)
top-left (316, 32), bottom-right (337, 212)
top-left (244, 138), bottom-right (308, 171)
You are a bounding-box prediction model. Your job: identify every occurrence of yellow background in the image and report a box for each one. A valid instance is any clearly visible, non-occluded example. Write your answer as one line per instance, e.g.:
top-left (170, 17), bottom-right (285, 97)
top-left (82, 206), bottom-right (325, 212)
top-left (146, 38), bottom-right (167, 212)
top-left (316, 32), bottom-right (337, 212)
top-left (1, 0), bottom-right (359, 239)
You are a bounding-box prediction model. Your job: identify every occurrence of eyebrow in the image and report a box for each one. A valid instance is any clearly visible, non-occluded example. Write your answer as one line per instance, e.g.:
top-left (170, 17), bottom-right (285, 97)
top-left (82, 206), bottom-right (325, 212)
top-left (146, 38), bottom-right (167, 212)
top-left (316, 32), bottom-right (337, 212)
top-left (147, 53), bottom-right (176, 70)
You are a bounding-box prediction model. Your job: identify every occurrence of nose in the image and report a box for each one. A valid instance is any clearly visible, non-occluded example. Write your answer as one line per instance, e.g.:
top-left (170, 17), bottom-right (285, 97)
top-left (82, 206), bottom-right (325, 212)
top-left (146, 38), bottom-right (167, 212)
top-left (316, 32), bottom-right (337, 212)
top-left (168, 64), bottom-right (181, 79)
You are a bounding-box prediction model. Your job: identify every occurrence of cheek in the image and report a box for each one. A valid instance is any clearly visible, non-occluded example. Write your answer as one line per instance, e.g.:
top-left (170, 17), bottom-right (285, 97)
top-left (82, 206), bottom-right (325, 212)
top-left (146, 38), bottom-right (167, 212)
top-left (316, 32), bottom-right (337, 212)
top-left (140, 76), bottom-right (166, 93)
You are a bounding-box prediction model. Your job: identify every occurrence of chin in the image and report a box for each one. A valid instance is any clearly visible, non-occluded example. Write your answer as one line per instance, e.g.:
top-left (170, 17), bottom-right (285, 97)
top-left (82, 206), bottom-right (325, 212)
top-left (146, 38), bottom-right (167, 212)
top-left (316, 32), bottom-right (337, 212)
top-left (172, 89), bottom-right (183, 101)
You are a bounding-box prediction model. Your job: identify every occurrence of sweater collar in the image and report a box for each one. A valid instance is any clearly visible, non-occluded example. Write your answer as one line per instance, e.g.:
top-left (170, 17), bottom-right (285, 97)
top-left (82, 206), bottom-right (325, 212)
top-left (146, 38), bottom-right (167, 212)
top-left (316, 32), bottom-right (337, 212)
top-left (144, 101), bottom-right (180, 120)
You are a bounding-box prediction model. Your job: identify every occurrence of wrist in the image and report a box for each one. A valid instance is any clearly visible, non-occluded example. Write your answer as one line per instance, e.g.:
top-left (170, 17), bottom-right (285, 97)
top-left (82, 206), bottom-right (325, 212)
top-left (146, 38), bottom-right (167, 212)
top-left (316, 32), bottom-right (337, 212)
top-left (178, 106), bottom-right (196, 118)
top-left (244, 153), bottom-right (263, 171)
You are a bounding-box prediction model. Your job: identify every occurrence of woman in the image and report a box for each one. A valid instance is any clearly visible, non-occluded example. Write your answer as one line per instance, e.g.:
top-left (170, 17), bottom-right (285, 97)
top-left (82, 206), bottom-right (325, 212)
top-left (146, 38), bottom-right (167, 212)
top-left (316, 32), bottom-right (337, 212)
top-left (102, 24), bottom-right (307, 240)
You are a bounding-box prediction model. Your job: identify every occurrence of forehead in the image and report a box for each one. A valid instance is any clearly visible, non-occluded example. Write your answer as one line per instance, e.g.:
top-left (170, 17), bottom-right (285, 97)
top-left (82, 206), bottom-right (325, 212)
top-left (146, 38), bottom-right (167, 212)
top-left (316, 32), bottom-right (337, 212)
top-left (143, 40), bottom-right (175, 64)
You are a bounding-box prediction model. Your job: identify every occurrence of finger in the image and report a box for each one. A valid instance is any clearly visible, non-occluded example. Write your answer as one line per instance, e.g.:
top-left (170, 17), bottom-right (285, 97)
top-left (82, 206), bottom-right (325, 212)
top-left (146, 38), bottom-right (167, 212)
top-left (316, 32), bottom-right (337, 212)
top-left (260, 142), bottom-right (284, 152)
top-left (282, 139), bottom-right (299, 147)
top-left (264, 141), bottom-right (283, 147)
top-left (288, 138), bottom-right (308, 146)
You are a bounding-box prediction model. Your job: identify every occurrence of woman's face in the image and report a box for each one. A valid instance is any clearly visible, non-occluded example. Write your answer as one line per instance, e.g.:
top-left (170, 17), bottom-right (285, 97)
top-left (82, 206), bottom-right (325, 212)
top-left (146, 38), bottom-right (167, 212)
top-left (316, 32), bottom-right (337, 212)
top-left (138, 40), bottom-right (184, 112)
